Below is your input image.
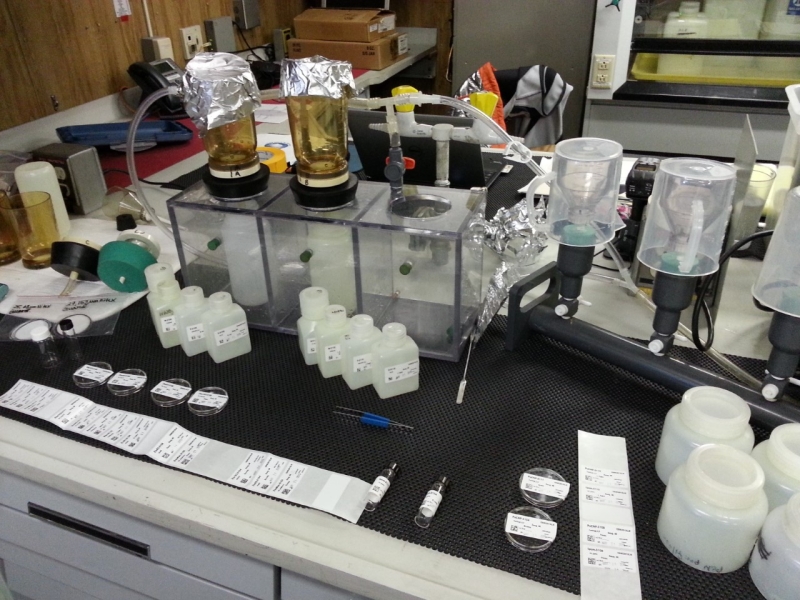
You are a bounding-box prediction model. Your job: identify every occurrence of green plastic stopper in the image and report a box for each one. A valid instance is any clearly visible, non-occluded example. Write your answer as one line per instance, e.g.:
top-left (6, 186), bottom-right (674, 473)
top-left (97, 241), bottom-right (157, 293)
top-left (399, 260), bottom-right (414, 275)
top-left (299, 249), bottom-right (314, 263)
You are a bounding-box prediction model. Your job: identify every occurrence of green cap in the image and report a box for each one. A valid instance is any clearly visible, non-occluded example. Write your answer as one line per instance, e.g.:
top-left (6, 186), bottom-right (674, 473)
top-left (97, 240), bottom-right (157, 292)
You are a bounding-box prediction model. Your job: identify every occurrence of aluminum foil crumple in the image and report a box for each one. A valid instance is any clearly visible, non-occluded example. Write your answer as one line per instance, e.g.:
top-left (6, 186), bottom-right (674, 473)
top-left (280, 56), bottom-right (355, 99)
top-left (183, 53), bottom-right (261, 136)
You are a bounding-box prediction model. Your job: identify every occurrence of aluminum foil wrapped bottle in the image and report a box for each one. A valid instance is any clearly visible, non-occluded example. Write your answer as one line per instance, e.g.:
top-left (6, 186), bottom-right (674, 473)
top-left (183, 53), bottom-right (262, 181)
top-left (280, 56), bottom-right (355, 190)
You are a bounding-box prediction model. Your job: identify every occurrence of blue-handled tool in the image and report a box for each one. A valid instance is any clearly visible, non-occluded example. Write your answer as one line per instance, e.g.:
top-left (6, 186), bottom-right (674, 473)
top-left (333, 406), bottom-right (413, 431)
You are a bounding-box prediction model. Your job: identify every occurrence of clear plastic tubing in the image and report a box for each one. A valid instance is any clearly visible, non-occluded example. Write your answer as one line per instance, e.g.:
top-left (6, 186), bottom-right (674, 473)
top-left (751, 423), bottom-right (800, 510)
top-left (654, 386), bottom-right (755, 485)
top-left (657, 444), bottom-right (768, 573)
top-left (748, 491), bottom-right (800, 600)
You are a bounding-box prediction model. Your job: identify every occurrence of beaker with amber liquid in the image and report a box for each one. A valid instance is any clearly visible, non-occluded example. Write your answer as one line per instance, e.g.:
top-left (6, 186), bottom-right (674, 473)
top-left (203, 114), bottom-right (260, 179)
top-left (286, 96), bottom-right (349, 188)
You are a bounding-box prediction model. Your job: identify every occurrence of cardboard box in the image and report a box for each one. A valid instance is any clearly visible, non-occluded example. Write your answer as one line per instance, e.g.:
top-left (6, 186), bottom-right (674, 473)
top-left (293, 8), bottom-right (395, 43)
top-left (287, 33), bottom-right (408, 71)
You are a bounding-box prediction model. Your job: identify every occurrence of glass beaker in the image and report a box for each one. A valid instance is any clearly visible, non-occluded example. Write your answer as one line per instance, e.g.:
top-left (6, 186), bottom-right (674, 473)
top-left (203, 113), bottom-right (261, 178)
top-left (286, 95), bottom-right (349, 187)
top-left (527, 138), bottom-right (624, 247)
top-left (0, 191), bottom-right (60, 269)
top-left (0, 191), bottom-right (20, 265)
top-left (731, 164), bottom-right (776, 247)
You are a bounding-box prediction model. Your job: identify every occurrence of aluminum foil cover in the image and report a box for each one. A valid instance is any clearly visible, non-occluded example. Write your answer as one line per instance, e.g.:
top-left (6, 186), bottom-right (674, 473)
top-left (183, 53), bottom-right (261, 135)
top-left (280, 56), bottom-right (355, 99)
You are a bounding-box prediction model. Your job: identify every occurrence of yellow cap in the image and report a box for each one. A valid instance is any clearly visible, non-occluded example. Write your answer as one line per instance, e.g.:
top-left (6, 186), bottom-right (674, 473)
top-left (392, 85), bottom-right (418, 113)
top-left (469, 91), bottom-right (499, 117)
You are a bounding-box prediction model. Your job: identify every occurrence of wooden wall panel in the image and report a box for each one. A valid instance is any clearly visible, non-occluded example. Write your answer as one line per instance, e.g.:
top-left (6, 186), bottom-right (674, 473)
top-left (0, 0), bottom-right (453, 132)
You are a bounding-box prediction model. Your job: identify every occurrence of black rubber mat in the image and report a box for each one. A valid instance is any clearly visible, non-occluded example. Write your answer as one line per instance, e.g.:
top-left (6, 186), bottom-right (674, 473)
top-left (0, 295), bottom-right (771, 599)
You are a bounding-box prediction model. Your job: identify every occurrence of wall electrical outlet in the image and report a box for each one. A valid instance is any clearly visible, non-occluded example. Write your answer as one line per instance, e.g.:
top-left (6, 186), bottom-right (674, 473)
top-left (591, 54), bottom-right (615, 89)
top-left (180, 25), bottom-right (203, 61)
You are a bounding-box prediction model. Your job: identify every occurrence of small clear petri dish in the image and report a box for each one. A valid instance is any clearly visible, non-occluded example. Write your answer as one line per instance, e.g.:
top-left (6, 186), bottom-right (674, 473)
top-left (106, 368), bottom-right (147, 396)
top-left (505, 505), bottom-right (556, 553)
top-left (187, 386), bottom-right (228, 416)
top-left (150, 378), bottom-right (192, 407)
top-left (519, 467), bottom-right (569, 508)
top-left (72, 362), bottom-right (114, 388)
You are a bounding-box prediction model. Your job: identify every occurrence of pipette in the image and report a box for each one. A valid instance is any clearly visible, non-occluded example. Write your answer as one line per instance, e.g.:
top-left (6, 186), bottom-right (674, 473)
top-left (333, 406), bottom-right (413, 431)
top-left (456, 333), bottom-right (475, 404)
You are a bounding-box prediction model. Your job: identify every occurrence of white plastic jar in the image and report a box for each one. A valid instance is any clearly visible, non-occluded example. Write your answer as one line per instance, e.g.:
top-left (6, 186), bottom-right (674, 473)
top-left (655, 386), bottom-right (755, 484)
top-left (749, 492), bottom-right (800, 600)
top-left (657, 444), bottom-right (768, 573)
top-left (751, 423), bottom-right (800, 511)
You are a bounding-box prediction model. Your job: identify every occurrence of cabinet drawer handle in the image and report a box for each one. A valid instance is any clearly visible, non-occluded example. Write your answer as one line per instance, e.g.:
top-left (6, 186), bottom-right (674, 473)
top-left (28, 503), bottom-right (150, 558)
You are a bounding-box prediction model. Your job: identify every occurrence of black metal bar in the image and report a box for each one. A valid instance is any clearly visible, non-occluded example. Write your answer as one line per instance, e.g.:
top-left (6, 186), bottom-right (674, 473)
top-left (632, 38), bottom-right (800, 57)
top-left (612, 81), bottom-right (789, 110)
top-left (524, 304), bottom-right (800, 430)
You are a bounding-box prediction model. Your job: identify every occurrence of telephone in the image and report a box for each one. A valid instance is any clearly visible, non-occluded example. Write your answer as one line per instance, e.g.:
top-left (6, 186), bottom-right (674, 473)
top-left (127, 59), bottom-right (185, 116)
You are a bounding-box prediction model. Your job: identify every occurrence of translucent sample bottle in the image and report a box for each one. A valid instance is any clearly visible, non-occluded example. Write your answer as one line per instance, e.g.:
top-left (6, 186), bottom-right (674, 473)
top-left (202, 292), bottom-right (251, 363)
top-left (204, 114), bottom-right (261, 179)
top-left (372, 323), bottom-right (420, 399)
top-left (30, 326), bottom-right (60, 369)
top-left (658, 4), bottom-right (708, 76)
top-left (415, 476), bottom-right (449, 529)
top-left (655, 386), bottom-right (754, 484)
top-left (316, 305), bottom-right (351, 379)
top-left (657, 444), bottom-right (768, 573)
top-left (365, 462), bottom-right (399, 512)
top-left (751, 423), bottom-right (800, 510)
top-left (749, 492), bottom-right (800, 600)
top-left (175, 286), bottom-right (209, 357)
top-left (307, 223), bottom-right (357, 315)
top-left (144, 262), bottom-right (176, 324)
top-left (152, 279), bottom-right (183, 349)
top-left (297, 286), bottom-right (329, 366)
top-left (341, 314), bottom-right (382, 390)
top-left (59, 318), bottom-right (83, 362)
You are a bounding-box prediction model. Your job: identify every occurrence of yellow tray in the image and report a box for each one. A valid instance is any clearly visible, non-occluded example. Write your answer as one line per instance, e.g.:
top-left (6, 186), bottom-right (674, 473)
top-left (631, 53), bottom-right (800, 88)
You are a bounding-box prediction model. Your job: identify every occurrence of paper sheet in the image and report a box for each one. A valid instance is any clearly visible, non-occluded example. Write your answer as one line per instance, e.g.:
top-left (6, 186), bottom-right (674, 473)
top-left (0, 380), bottom-right (370, 523)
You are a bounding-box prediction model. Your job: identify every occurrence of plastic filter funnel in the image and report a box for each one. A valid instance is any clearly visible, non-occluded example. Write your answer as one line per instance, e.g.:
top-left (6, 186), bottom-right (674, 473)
top-left (528, 138), bottom-right (624, 247)
top-left (638, 158), bottom-right (736, 277)
top-left (753, 187), bottom-right (800, 316)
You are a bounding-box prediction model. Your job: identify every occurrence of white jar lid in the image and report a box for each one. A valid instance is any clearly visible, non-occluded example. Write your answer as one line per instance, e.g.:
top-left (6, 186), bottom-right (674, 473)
top-left (350, 314), bottom-right (375, 337)
top-left (324, 304), bottom-right (347, 326)
top-left (685, 444), bottom-right (765, 510)
top-left (766, 424), bottom-right (800, 480)
top-left (299, 286), bottom-right (329, 319)
top-left (679, 386), bottom-right (751, 440)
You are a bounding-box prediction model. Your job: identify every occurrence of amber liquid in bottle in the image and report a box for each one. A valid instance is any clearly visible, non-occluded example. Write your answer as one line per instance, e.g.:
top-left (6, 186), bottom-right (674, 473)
top-left (286, 96), bottom-right (349, 187)
top-left (203, 114), bottom-right (260, 178)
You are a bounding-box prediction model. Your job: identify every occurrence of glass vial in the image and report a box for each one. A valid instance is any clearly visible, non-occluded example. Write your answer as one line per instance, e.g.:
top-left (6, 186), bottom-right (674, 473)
top-left (59, 318), bottom-right (83, 362)
top-left (30, 326), bottom-right (60, 369)
top-left (365, 462), bottom-right (399, 512)
top-left (415, 475), bottom-right (449, 529)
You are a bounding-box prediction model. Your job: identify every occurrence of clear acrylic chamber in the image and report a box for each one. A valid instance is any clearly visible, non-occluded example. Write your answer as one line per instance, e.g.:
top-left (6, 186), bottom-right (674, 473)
top-left (168, 175), bottom-right (486, 361)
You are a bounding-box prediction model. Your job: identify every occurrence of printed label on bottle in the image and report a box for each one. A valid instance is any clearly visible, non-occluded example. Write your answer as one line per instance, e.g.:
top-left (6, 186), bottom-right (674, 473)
top-left (520, 473), bottom-right (571, 499)
top-left (214, 321), bottom-right (248, 346)
top-left (160, 314), bottom-right (177, 333)
top-left (582, 522), bottom-right (636, 549)
top-left (368, 476), bottom-right (390, 501)
top-left (505, 513), bottom-right (558, 542)
top-left (353, 353), bottom-right (372, 373)
top-left (306, 337), bottom-right (317, 354)
top-left (324, 344), bottom-right (342, 362)
top-left (583, 546), bottom-right (639, 573)
top-left (150, 380), bottom-right (191, 400)
top-left (186, 323), bottom-right (205, 341)
top-left (188, 390), bottom-right (227, 408)
top-left (384, 359), bottom-right (419, 384)
top-left (73, 364), bottom-right (113, 383)
top-left (420, 490), bottom-right (442, 517)
top-left (107, 372), bottom-right (146, 388)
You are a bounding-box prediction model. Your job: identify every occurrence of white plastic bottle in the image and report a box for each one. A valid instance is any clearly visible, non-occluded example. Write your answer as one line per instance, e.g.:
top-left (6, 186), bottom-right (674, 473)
top-left (202, 292), bottom-right (252, 363)
top-left (307, 223), bottom-right (357, 315)
top-left (175, 286), bottom-right (209, 357)
top-left (658, 4), bottom-right (708, 76)
top-left (316, 305), bottom-right (351, 379)
top-left (297, 286), bottom-right (329, 366)
top-left (749, 492), bottom-right (800, 600)
top-left (220, 214), bottom-right (269, 307)
top-left (14, 161), bottom-right (71, 238)
top-left (657, 444), bottom-right (769, 573)
top-left (145, 262), bottom-right (176, 324)
top-left (654, 386), bottom-right (755, 484)
top-left (152, 280), bottom-right (183, 349)
top-left (751, 423), bottom-right (800, 510)
top-left (372, 323), bottom-right (419, 399)
top-left (341, 314), bottom-right (382, 390)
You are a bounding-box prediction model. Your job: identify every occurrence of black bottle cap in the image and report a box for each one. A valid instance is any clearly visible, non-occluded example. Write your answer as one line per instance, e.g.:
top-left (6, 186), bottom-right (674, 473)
top-left (387, 462), bottom-right (400, 474)
top-left (116, 214), bottom-right (137, 231)
top-left (60, 319), bottom-right (74, 332)
top-left (437, 475), bottom-right (449, 489)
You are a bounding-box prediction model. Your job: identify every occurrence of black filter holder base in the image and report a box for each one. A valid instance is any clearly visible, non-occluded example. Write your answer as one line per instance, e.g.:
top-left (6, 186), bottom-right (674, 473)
top-left (290, 174), bottom-right (358, 211)
top-left (49, 241), bottom-right (100, 281)
top-left (203, 165), bottom-right (271, 201)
